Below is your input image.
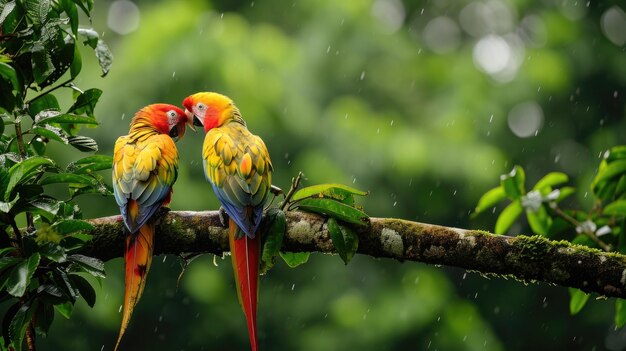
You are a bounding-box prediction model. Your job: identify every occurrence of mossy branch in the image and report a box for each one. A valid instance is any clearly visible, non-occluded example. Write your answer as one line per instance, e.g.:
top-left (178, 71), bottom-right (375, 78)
top-left (85, 210), bottom-right (626, 298)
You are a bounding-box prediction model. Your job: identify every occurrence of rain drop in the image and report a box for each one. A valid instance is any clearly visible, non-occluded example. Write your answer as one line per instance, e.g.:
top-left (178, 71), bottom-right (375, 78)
top-left (220, 13), bottom-right (224, 19)
top-left (291, 284), bottom-right (295, 291)
top-left (326, 45), bottom-right (331, 54)
top-left (360, 71), bottom-right (366, 80)
top-left (172, 71), bottom-right (176, 78)
top-left (393, 201), bottom-right (397, 207)
top-left (390, 120), bottom-right (394, 126)
top-left (118, 305), bottom-right (123, 313)
top-left (121, 113), bottom-right (125, 120)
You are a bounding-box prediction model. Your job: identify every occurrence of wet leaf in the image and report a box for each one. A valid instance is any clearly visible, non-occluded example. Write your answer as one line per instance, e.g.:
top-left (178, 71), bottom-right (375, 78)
top-left (279, 252), bottom-right (310, 268)
top-left (35, 113), bottom-right (97, 125)
top-left (495, 200), bottom-right (522, 234)
top-left (66, 155), bottom-right (112, 174)
top-left (67, 88), bottom-right (102, 118)
top-left (53, 301), bottom-right (73, 319)
top-left (70, 274), bottom-right (95, 307)
top-left (296, 198), bottom-right (369, 226)
top-left (593, 160), bottom-right (626, 192)
top-left (533, 172), bottom-right (568, 191)
top-left (607, 146), bottom-right (626, 163)
top-left (327, 218), bottom-right (359, 265)
top-left (260, 209), bottom-right (285, 274)
top-left (617, 299), bottom-right (626, 328)
top-left (33, 303), bottom-right (54, 337)
top-left (526, 205), bottom-right (551, 236)
top-left (38, 243), bottom-right (66, 263)
top-left (9, 301), bottom-right (35, 351)
top-left (32, 125), bottom-right (69, 144)
top-left (5, 156), bottom-right (55, 201)
top-left (474, 186), bottom-right (506, 215)
top-left (6, 253), bottom-right (40, 297)
top-left (291, 183), bottom-right (368, 205)
top-left (39, 173), bottom-right (95, 186)
top-left (95, 39), bottom-right (112, 77)
top-left (605, 200), bottom-right (626, 217)
top-left (68, 135), bottom-right (97, 152)
top-left (569, 289), bottom-right (589, 315)
top-left (500, 165), bottom-right (526, 199)
top-left (51, 220), bottom-right (93, 235)
top-left (68, 254), bottom-right (105, 278)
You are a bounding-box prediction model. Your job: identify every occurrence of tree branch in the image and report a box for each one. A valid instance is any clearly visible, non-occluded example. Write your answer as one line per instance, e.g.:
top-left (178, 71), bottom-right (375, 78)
top-left (85, 211), bottom-right (626, 299)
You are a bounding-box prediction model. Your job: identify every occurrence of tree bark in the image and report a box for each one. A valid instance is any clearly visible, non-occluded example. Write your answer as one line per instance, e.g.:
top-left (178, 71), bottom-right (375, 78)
top-left (85, 210), bottom-right (626, 299)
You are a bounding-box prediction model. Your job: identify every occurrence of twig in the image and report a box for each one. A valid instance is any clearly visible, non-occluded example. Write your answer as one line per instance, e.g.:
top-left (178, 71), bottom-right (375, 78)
top-left (26, 77), bottom-right (75, 105)
top-left (550, 205), bottom-right (612, 252)
top-left (280, 172), bottom-right (303, 211)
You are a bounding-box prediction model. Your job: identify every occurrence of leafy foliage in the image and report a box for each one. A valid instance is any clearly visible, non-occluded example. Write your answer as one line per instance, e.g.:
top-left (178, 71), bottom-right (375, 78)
top-left (0, 0), bottom-right (111, 349)
top-left (259, 173), bottom-right (369, 269)
top-left (475, 145), bottom-right (626, 327)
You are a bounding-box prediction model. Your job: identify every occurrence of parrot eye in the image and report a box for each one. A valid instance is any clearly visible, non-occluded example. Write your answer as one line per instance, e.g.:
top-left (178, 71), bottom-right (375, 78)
top-left (196, 103), bottom-right (206, 111)
top-left (166, 110), bottom-right (178, 124)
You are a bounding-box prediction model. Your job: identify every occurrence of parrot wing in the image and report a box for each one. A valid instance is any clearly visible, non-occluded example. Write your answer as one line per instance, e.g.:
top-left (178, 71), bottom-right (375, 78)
top-left (113, 134), bottom-right (179, 233)
top-left (202, 125), bottom-right (272, 238)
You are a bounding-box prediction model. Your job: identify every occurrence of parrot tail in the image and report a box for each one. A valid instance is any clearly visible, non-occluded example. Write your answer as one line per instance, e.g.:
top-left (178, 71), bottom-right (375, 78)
top-left (229, 214), bottom-right (260, 351)
top-left (115, 219), bottom-right (155, 351)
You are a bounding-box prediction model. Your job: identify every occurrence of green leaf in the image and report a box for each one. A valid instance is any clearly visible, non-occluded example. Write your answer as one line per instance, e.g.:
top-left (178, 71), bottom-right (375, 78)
top-left (495, 200), bottom-right (523, 234)
top-left (23, 0), bottom-right (50, 25)
top-left (33, 303), bottom-right (54, 337)
top-left (70, 274), bottom-right (95, 307)
top-left (533, 172), bottom-right (569, 191)
top-left (555, 186), bottom-right (575, 202)
top-left (95, 39), bottom-right (113, 77)
top-left (279, 252), bottom-right (310, 268)
top-left (35, 112), bottom-right (97, 125)
top-left (605, 200), bottom-right (626, 217)
top-left (593, 160), bottom-right (626, 192)
top-left (32, 51), bottom-right (54, 85)
top-left (0, 247), bottom-right (16, 257)
top-left (0, 62), bottom-right (20, 92)
top-left (68, 254), bottom-right (105, 278)
top-left (5, 156), bottom-right (55, 201)
top-left (291, 183), bottom-right (368, 205)
top-left (0, 257), bottom-right (20, 273)
top-left (77, 28), bottom-right (98, 48)
top-left (500, 165), bottom-right (526, 199)
top-left (9, 301), bottom-right (36, 351)
top-left (327, 218), bottom-right (359, 265)
top-left (72, 0), bottom-right (92, 16)
top-left (67, 88), bottom-right (102, 118)
top-left (51, 219), bottom-right (93, 235)
top-left (53, 301), bottom-right (73, 319)
top-left (607, 146), bottom-right (626, 163)
top-left (66, 155), bottom-right (112, 174)
top-left (68, 135), bottom-right (98, 152)
top-left (474, 186), bottom-right (506, 215)
top-left (0, 2), bottom-right (17, 29)
top-left (39, 173), bottom-right (95, 186)
top-left (60, 0), bottom-right (79, 35)
top-left (569, 288), bottom-right (589, 315)
top-left (29, 95), bottom-right (60, 118)
top-left (70, 44), bottom-right (82, 78)
top-left (296, 198), bottom-right (369, 226)
top-left (6, 253), bottom-right (41, 297)
top-left (39, 243), bottom-right (67, 263)
top-left (260, 209), bottom-right (285, 274)
top-left (617, 299), bottom-right (626, 328)
top-left (32, 125), bottom-right (69, 144)
top-left (12, 196), bottom-right (61, 221)
top-left (526, 205), bottom-right (551, 236)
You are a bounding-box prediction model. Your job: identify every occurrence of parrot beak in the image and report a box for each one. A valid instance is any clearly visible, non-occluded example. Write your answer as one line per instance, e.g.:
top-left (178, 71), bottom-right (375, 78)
top-left (185, 110), bottom-right (196, 132)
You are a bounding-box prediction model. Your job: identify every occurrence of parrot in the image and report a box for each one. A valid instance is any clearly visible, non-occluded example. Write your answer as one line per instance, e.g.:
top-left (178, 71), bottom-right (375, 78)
top-left (183, 92), bottom-right (273, 351)
top-left (112, 104), bottom-right (192, 350)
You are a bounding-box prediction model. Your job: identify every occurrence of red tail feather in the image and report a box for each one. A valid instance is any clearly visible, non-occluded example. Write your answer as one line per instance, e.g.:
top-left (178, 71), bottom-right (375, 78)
top-left (115, 221), bottom-right (155, 351)
top-left (229, 217), bottom-right (260, 351)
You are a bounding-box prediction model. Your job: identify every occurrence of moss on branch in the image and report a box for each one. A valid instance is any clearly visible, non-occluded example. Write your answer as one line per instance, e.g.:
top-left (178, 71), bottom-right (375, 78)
top-left (85, 210), bottom-right (626, 298)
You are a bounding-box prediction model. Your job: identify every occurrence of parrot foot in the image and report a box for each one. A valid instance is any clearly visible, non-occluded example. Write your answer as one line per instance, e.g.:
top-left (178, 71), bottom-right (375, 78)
top-left (218, 207), bottom-right (229, 228)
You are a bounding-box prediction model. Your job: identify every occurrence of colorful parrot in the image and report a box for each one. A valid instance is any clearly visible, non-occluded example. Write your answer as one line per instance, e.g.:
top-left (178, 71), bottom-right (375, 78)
top-left (112, 104), bottom-right (191, 350)
top-left (183, 92), bottom-right (273, 351)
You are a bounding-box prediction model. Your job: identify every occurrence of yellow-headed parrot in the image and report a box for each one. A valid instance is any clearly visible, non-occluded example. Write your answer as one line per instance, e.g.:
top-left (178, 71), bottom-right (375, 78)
top-left (112, 104), bottom-right (191, 350)
top-left (183, 92), bottom-right (273, 351)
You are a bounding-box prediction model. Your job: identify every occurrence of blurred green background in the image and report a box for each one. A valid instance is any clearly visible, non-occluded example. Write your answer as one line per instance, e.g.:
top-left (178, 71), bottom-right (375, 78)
top-left (41, 0), bottom-right (626, 350)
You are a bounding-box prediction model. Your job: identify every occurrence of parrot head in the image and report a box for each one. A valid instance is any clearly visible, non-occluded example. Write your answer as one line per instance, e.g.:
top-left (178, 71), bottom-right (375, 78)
top-left (182, 92), bottom-right (239, 132)
top-left (135, 103), bottom-right (194, 141)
